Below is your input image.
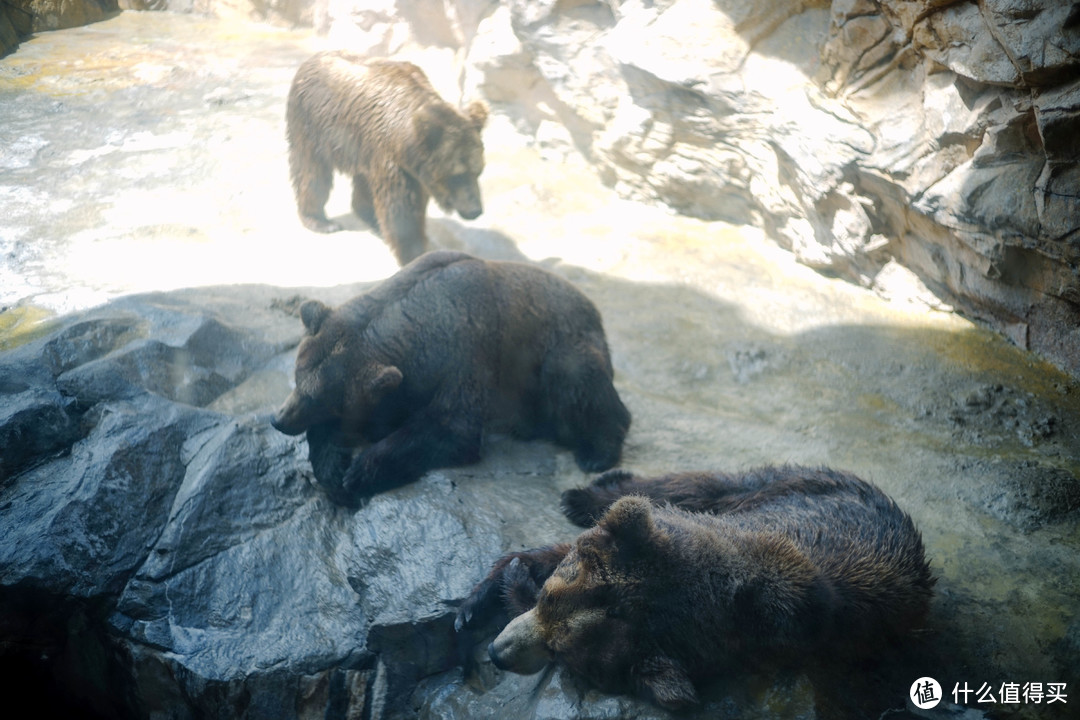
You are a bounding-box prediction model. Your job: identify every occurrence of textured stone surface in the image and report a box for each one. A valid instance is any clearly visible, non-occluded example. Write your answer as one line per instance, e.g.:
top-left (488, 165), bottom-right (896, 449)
top-left (1, 0), bottom-right (116, 55)
top-left (0, 284), bottom-right (578, 719)
top-left (439, 0), bottom-right (1080, 376)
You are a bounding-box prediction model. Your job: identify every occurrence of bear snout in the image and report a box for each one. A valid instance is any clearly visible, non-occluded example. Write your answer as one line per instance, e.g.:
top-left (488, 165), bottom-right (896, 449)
top-left (487, 641), bottom-right (511, 671)
top-left (457, 203), bottom-right (482, 221)
top-left (451, 184), bottom-right (483, 220)
top-left (271, 393), bottom-right (313, 436)
top-left (488, 608), bottom-right (551, 675)
top-left (270, 411), bottom-right (304, 436)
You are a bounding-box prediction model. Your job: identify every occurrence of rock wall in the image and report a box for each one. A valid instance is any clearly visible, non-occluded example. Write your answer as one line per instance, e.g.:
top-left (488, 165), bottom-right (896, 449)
top-left (453, 0), bottom-right (1080, 375)
top-left (0, 0), bottom-right (118, 56)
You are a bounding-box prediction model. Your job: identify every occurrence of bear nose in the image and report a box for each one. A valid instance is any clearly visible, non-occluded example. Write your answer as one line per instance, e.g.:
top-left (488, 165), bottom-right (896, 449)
top-left (270, 409), bottom-right (305, 436)
top-left (487, 641), bottom-right (511, 670)
top-left (459, 203), bottom-right (482, 221)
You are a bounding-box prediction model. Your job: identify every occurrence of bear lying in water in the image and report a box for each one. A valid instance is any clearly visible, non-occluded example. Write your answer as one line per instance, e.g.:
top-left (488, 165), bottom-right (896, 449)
top-left (272, 251), bottom-right (631, 505)
top-left (457, 465), bottom-right (934, 718)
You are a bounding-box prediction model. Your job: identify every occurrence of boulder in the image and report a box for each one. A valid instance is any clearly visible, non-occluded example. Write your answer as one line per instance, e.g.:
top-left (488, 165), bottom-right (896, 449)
top-left (0, 284), bottom-right (585, 719)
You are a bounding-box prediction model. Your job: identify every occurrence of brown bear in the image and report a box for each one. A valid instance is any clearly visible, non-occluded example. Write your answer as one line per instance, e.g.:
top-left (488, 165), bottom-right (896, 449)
top-left (456, 466), bottom-right (934, 718)
top-left (271, 250), bottom-right (631, 505)
top-left (286, 51), bottom-right (488, 264)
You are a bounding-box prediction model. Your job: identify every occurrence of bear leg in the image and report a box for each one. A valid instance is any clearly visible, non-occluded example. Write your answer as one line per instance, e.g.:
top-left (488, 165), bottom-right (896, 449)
top-left (351, 173), bottom-right (380, 232)
top-left (562, 469), bottom-right (760, 527)
top-left (541, 345), bottom-right (630, 473)
top-left (455, 545), bottom-right (572, 632)
top-left (371, 167), bottom-right (429, 264)
top-left (634, 656), bottom-right (700, 710)
top-left (340, 401), bottom-right (482, 499)
top-left (289, 143), bottom-right (341, 233)
top-left (304, 420), bottom-right (358, 506)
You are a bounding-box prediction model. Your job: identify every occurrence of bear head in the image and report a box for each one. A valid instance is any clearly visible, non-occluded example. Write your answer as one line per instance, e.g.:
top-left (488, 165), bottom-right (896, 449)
top-left (272, 299), bottom-right (403, 440)
top-left (412, 101), bottom-right (487, 221)
top-left (488, 496), bottom-right (701, 710)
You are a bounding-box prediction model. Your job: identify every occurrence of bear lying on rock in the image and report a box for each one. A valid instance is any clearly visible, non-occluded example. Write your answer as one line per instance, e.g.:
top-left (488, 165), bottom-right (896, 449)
top-left (286, 52), bottom-right (487, 264)
top-left (271, 251), bottom-right (631, 505)
top-left (457, 466), bottom-right (934, 718)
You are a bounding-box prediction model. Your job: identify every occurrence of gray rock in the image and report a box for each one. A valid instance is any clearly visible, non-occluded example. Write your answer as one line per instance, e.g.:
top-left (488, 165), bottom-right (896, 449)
top-left (455, 0), bottom-right (1080, 375)
top-left (0, 284), bottom-right (589, 719)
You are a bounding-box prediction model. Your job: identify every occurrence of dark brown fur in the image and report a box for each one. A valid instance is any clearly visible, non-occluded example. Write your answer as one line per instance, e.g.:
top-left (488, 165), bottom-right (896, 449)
top-left (286, 52), bottom-right (487, 264)
top-left (271, 251), bottom-right (631, 505)
top-left (458, 465), bottom-right (934, 718)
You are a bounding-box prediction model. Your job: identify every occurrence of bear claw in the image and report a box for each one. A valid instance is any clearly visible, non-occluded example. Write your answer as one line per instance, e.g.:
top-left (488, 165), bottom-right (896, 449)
top-left (561, 488), bottom-right (605, 527)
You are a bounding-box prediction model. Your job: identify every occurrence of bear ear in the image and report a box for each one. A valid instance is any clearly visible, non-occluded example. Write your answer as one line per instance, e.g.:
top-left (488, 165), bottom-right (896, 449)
top-left (635, 655), bottom-right (699, 710)
top-left (599, 496), bottom-right (656, 551)
top-left (465, 100), bottom-right (488, 130)
top-left (300, 300), bottom-right (332, 335)
top-left (414, 106), bottom-right (447, 152)
top-left (368, 365), bottom-right (403, 396)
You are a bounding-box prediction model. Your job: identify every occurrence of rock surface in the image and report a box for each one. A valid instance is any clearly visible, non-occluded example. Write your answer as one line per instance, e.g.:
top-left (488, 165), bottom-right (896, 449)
top-left (455, 0), bottom-right (1080, 376)
top-left (0, 0), bottom-right (118, 56)
top-left (2, 10), bottom-right (1079, 720)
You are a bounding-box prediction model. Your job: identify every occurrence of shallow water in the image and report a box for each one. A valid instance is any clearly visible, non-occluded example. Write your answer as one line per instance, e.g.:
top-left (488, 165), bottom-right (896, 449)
top-left (1, 12), bottom-right (1077, 718)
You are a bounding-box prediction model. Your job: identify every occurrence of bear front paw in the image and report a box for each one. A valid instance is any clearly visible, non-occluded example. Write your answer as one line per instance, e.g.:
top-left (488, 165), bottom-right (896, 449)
top-left (301, 215), bottom-right (344, 234)
top-left (455, 558), bottom-right (540, 633)
top-left (306, 421), bottom-right (361, 507)
top-left (572, 441), bottom-right (623, 474)
top-left (340, 449), bottom-right (410, 502)
top-left (340, 457), bottom-right (377, 501)
top-left (560, 487), bottom-right (608, 527)
top-left (456, 545), bottom-right (571, 633)
top-left (500, 557), bottom-right (542, 616)
top-left (456, 573), bottom-right (501, 633)
top-left (455, 557), bottom-right (535, 633)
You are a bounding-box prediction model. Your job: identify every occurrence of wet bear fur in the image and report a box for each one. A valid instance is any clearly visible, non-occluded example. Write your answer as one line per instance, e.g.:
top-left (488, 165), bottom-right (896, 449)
top-left (271, 250), bottom-right (631, 505)
top-left (457, 465), bottom-right (934, 718)
top-left (286, 51), bottom-right (487, 264)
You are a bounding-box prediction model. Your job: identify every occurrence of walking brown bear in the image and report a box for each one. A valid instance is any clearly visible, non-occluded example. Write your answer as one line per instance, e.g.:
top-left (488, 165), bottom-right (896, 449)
top-left (456, 465), bottom-right (935, 718)
top-left (271, 251), bottom-right (631, 506)
top-left (286, 51), bottom-right (487, 264)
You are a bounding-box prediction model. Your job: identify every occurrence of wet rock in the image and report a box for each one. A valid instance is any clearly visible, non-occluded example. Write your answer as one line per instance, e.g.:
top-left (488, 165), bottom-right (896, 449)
top-left (0, 283), bottom-right (583, 719)
top-left (0, 386), bottom-right (84, 482)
